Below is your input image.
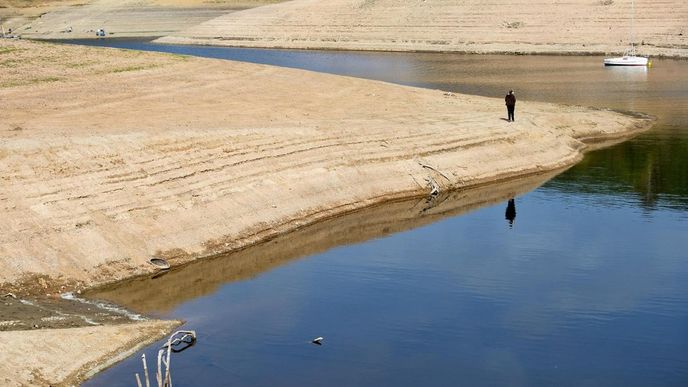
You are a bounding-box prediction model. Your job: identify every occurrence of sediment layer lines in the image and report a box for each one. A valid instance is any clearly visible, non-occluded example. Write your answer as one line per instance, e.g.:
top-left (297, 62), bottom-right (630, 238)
top-left (0, 39), bottom-right (651, 291)
top-left (158, 0), bottom-right (688, 57)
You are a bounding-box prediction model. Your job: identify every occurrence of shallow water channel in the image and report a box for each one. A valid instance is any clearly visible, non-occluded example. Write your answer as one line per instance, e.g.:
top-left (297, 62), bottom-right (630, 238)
top-left (71, 40), bottom-right (688, 386)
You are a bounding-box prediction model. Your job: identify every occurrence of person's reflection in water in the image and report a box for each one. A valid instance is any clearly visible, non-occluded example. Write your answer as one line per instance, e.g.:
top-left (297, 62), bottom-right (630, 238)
top-left (505, 198), bottom-right (516, 228)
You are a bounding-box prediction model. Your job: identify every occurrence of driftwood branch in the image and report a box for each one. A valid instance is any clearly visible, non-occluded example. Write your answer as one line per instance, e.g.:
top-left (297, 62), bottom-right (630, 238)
top-left (135, 330), bottom-right (197, 387)
top-left (143, 354), bottom-right (150, 387)
top-left (156, 350), bottom-right (163, 387)
top-left (419, 162), bottom-right (452, 182)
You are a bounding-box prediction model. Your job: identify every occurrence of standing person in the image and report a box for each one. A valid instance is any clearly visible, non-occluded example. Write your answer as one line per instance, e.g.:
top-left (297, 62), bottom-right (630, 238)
top-left (505, 90), bottom-right (516, 122)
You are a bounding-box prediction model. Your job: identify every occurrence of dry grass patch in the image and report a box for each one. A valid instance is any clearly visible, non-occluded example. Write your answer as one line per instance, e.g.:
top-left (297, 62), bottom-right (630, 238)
top-left (0, 0), bottom-right (82, 8)
top-left (0, 39), bottom-right (185, 88)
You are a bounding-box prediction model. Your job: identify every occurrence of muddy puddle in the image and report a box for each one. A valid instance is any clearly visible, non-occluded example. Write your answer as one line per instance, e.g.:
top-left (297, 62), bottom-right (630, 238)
top-left (0, 293), bottom-right (141, 331)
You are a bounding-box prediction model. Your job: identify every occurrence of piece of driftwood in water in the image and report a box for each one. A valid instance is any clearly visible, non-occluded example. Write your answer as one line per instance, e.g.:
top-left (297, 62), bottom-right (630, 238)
top-left (164, 330), bottom-right (197, 353)
top-left (135, 330), bottom-right (197, 387)
top-left (136, 353), bottom-right (150, 387)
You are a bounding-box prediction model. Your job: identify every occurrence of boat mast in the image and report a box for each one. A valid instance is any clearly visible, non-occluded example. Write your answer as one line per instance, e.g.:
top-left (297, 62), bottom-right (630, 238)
top-left (630, 0), bottom-right (636, 56)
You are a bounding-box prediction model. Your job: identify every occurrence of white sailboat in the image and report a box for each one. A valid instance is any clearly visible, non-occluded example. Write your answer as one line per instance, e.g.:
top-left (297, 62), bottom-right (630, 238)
top-left (604, 0), bottom-right (649, 66)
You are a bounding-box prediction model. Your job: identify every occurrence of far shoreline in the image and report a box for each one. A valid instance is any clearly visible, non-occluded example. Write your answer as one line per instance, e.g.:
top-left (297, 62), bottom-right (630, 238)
top-left (42, 36), bottom-right (688, 60)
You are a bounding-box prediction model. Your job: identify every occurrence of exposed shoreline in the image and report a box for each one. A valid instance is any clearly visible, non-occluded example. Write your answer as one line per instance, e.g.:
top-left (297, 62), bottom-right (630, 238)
top-left (154, 37), bottom-right (688, 59)
top-left (83, 166), bottom-right (570, 313)
top-left (3, 0), bottom-right (686, 59)
top-left (0, 39), bottom-right (655, 296)
top-left (0, 38), bottom-right (654, 385)
top-left (48, 36), bottom-right (688, 60)
top-left (156, 0), bottom-right (688, 59)
top-left (0, 319), bottom-right (181, 386)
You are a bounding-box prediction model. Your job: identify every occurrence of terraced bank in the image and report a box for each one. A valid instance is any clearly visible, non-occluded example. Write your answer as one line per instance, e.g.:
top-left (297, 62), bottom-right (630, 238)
top-left (158, 0), bottom-right (688, 57)
top-left (0, 38), bottom-right (653, 295)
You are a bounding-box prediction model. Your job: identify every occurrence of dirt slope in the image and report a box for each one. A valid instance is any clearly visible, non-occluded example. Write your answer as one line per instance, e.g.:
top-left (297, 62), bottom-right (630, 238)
top-left (157, 0), bottom-right (688, 57)
top-left (0, 39), bottom-right (653, 296)
top-left (0, 320), bottom-right (179, 386)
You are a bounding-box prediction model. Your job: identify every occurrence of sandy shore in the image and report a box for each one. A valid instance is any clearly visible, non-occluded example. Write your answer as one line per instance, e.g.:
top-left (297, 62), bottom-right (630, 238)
top-left (0, 37), bottom-right (654, 294)
top-left (0, 38), bottom-right (653, 384)
top-left (0, 38), bottom-right (653, 295)
top-left (0, 319), bottom-right (180, 386)
top-left (157, 0), bottom-right (688, 58)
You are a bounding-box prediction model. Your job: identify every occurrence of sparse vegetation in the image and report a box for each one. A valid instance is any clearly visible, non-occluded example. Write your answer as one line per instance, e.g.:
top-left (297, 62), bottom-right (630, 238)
top-left (111, 65), bottom-right (150, 73)
top-left (0, 58), bottom-right (21, 67)
top-left (65, 59), bottom-right (98, 68)
top-left (0, 0), bottom-right (78, 8)
top-left (1, 76), bottom-right (61, 88)
top-left (0, 39), bottom-right (182, 89)
top-left (504, 21), bottom-right (524, 29)
top-left (600, 0), bottom-right (614, 5)
top-left (359, 0), bottom-right (377, 8)
top-left (0, 46), bottom-right (18, 54)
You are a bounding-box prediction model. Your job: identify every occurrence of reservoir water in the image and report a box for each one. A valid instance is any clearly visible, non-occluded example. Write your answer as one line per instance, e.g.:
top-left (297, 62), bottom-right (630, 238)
top-left (72, 40), bottom-right (688, 386)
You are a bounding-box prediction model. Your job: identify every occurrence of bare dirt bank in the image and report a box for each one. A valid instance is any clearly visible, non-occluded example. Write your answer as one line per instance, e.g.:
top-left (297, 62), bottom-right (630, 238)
top-left (0, 319), bottom-right (180, 386)
top-left (88, 168), bottom-right (564, 314)
top-left (0, 38), bottom-right (653, 297)
top-left (156, 0), bottom-right (688, 58)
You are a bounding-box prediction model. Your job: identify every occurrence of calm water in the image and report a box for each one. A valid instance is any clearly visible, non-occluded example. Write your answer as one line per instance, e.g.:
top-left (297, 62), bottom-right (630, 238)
top-left (75, 40), bottom-right (688, 386)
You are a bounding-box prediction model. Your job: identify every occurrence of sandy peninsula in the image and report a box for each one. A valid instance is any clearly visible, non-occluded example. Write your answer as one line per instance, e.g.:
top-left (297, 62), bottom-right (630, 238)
top-left (157, 0), bottom-right (688, 58)
top-left (0, 38), bottom-right (653, 294)
top-left (0, 38), bottom-right (653, 385)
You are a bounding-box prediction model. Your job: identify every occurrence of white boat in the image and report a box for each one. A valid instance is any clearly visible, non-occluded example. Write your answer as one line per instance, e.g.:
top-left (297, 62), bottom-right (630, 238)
top-left (604, 48), bottom-right (649, 66)
top-left (603, 0), bottom-right (649, 66)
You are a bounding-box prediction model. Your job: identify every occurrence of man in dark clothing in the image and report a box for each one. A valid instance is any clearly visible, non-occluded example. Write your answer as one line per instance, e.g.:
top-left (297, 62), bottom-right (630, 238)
top-left (505, 90), bottom-right (516, 122)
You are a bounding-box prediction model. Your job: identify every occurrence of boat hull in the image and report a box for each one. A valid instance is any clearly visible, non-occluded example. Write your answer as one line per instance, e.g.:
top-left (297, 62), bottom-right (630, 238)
top-left (604, 56), bottom-right (649, 66)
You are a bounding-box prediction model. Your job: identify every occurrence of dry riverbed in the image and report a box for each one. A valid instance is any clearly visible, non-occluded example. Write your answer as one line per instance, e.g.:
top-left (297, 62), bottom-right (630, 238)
top-left (0, 38), bottom-right (653, 385)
